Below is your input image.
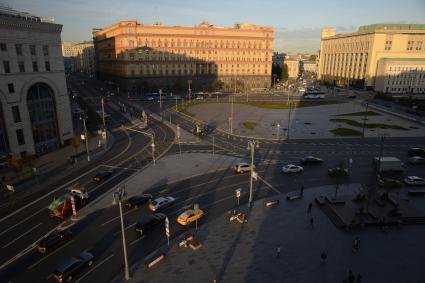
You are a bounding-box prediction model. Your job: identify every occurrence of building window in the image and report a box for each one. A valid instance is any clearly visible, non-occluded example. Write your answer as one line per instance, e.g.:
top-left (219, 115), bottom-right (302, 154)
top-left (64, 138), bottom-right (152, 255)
top-left (0, 43), bottom-right (6, 51)
top-left (12, 106), bottom-right (21, 123)
top-left (15, 60), bottom-right (26, 73)
top-left (3, 60), bottom-right (10, 73)
top-left (43, 45), bottom-right (49, 56)
top-left (16, 129), bottom-right (25, 145)
top-left (8, 83), bottom-right (15, 93)
top-left (32, 61), bottom-right (38, 72)
top-left (30, 45), bottom-right (36, 56)
top-left (15, 44), bottom-right (23, 55)
top-left (45, 61), bottom-right (50, 71)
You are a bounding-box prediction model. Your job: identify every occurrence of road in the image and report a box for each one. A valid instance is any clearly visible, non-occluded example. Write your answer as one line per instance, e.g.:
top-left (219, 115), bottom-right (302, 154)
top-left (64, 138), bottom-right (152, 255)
top-left (1, 74), bottom-right (424, 282)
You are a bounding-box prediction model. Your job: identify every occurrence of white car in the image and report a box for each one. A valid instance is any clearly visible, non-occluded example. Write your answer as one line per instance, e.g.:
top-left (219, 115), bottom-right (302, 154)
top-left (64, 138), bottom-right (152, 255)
top-left (149, 196), bottom-right (176, 212)
top-left (282, 164), bottom-right (303, 173)
top-left (404, 176), bottom-right (425, 186)
top-left (234, 162), bottom-right (255, 174)
top-left (69, 187), bottom-right (89, 200)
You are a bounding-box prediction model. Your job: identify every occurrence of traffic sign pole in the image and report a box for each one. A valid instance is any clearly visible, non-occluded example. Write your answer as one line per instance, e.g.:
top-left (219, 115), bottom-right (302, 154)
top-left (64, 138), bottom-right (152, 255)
top-left (165, 217), bottom-right (170, 246)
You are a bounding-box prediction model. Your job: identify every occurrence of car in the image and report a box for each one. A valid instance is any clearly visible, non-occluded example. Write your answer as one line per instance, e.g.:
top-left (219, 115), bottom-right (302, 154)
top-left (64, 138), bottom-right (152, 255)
top-left (37, 228), bottom-right (73, 254)
top-left (377, 178), bottom-right (402, 188)
top-left (69, 187), bottom-right (89, 200)
top-left (404, 176), bottom-right (425, 186)
top-left (408, 148), bottom-right (425, 157)
top-left (177, 208), bottom-right (204, 226)
top-left (53, 251), bottom-right (94, 282)
top-left (93, 170), bottom-right (113, 182)
top-left (282, 164), bottom-right (303, 173)
top-left (346, 94), bottom-right (357, 98)
top-left (234, 162), bottom-right (255, 174)
top-left (149, 196), bottom-right (176, 212)
top-left (135, 213), bottom-right (166, 235)
top-left (300, 156), bottom-right (323, 164)
top-left (125, 194), bottom-right (153, 209)
top-left (328, 167), bottom-right (349, 177)
top-left (408, 156), bottom-right (425, 164)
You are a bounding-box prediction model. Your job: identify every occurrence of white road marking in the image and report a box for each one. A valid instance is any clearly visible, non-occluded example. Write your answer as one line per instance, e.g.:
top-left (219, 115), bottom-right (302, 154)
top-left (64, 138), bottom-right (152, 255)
top-left (28, 239), bottom-right (75, 270)
top-left (100, 165), bottom-right (139, 171)
top-left (2, 222), bottom-right (43, 249)
top-left (0, 209), bottom-right (44, 237)
top-left (75, 253), bottom-right (115, 283)
top-left (113, 222), bottom-right (136, 236)
top-left (256, 175), bottom-right (282, 195)
top-left (46, 273), bottom-right (53, 280)
top-left (130, 235), bottom-right (145, 246)
top-left (100, 209), bottom-right (134, 226)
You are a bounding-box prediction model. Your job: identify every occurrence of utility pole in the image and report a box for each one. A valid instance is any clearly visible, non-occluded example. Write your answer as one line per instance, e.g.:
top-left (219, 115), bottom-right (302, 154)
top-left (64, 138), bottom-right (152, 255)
top-left (212, 136), bottom-right (215, 155)
top-left (230, 96), bottom-right (234, 134)
top-left (188, 80), bottom-right (192, 104)
top-left (376, 134), bottom-right (385, 181)
top-left (81, 113), bottom-right (90, 161)
top-left (247, 140), bottom-right (259, 208)
top-left (118, 187), bottom-right (130, 281)
top-left (101, 96), bottom-right (107, 147)
top-left (362, 101), bottom-right (369, 137)
top-left (286, 103), bottom-right (292, 139)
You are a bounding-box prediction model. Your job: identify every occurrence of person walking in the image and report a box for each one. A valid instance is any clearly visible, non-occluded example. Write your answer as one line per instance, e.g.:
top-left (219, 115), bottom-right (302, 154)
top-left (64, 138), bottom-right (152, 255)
top-left (352, 236), bottom-right (360, 252)
top-left (310, 217), bottom-right (314, 229)
top-left (356, 273), bottom-right (363, 283)
top-left (276, 246), bottom-right (281, 258)
top-left (300, 185), bottom-right (304, 196)
top-left (348, 269), bottom-right (355, 283)
top-left (307, 202), bottom-right (313, 215)
top-left (320, 251), bottom-right (327, 262)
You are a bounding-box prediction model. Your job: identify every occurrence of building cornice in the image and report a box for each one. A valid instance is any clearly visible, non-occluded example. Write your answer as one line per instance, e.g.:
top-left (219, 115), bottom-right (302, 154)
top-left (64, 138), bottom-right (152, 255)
top-left (0, 15), bottom-right (62, 33)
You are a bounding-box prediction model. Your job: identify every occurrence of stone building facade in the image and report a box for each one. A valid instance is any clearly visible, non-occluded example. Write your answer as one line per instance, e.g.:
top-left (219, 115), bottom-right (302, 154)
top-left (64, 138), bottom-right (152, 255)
top-left (318, 24), bottom-right (425, 90)
top-left (0, 8), bottom-right (73, 158)
top-left (62, 41), bottom-right (95, 74)
top-left (93, 21), bottom-right (274, 93)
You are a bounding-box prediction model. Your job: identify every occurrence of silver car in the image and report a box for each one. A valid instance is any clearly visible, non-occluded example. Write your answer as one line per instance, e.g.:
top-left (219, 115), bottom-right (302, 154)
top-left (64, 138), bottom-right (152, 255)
top-left (404, 176), bottom-right (425, 186)
top-left (148, 196), bottom-right (175, 212)
top-left (408, 156), bottom-right (425, 164)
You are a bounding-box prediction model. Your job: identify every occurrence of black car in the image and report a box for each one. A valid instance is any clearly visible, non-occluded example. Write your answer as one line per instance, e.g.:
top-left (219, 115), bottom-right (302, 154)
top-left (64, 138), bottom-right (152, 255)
top-left (328, 167), bottom-right (349, 177)
top-left (53, 251), bottom-right (94, 282)
top-left (125, 194), bottom-right (153, 209)
top-left (300, 156), bottom-right (323, 164)
top-left (37, 228), bottom-right (73, 254)
top-left (93, 170), bottom-right (113, 182)
top-left (135, 213), bottom-right (166, 236)
top-left (408, 148), bottom-right (425, 157)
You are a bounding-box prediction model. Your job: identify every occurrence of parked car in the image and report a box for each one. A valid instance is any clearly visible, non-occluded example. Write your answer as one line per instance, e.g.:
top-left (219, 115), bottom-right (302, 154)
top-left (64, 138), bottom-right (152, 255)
top-left (125, 194), bottom-right (153, 209)
top-left (346, 94), bottom-right (357, 98)
top-left (377, 178), bottom-right (402, 188)
top-left (37, 228), bottom-right (73, 254)
top-left (404, 176), bottom-right (425, 186)
top-left (149, 196), bottom-right (176, 212)
top-left (300, 156), bottom-right (323, 164)
top-left (408, 156), bottom-right (425, 164)
top-left (282, 164), bottom-right (303, 173)
top-left (53, 251), bottom-right (94, 282)
top-left (408, 148), bottom-right (425, 157)
top-left (234, 162), bottom-right (255, 174)
top-left (328, 167), bottom-right (349, 177)
top-left (135, 213), bottom-right (166, 235)
top-left (93, 170), bottom-right (113, 182)
top-left (177, 208), bottom-right (204, 226)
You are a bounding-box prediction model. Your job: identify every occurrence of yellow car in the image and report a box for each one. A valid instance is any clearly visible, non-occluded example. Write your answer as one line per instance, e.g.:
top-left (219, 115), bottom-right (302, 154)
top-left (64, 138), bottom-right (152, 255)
top-left (177, 209), bottom-right (204, 226)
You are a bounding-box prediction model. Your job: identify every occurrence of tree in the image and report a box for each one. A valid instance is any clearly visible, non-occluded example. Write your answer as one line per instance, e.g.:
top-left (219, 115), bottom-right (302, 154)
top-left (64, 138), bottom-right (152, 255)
top-left (307, 54), bottom-right (317, 61)
top-left (211, 79), bottom-right (224, 92)
top-left (281, 64), bottom-right (289, 81)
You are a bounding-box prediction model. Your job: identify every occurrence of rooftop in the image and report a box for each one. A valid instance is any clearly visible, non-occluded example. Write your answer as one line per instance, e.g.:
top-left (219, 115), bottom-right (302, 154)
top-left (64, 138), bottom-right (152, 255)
top-left (358, 23), bottom-right (425, 32)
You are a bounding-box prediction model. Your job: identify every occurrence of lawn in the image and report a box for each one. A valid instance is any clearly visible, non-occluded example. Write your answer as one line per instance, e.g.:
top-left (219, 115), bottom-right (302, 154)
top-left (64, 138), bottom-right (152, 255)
top-left (242, 121), bottom-right (257, 130)
top-left (335, 111), bottom-right (380, 116)
top-left (329, 118), bottom-right (408, 130)
top-left (330, 128), bottom-right (363, 136)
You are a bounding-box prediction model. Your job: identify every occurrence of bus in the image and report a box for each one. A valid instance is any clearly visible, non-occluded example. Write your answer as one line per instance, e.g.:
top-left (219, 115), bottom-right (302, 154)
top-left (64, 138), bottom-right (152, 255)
top-left (303, 91), bottom-right (325, 99)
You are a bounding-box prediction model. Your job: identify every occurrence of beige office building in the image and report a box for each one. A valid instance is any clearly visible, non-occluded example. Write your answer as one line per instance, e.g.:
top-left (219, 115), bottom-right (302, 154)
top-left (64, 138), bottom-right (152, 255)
top-left (318, 24), bottom-right (425, 92)
top-left (62, 41), bottom-right (95, 74)
top-left (284, 55), bottom-right (300, 78)
top-left (93, 21), bottom-right (274, 92)
top-left (0, 7), bottom-right (73, 158)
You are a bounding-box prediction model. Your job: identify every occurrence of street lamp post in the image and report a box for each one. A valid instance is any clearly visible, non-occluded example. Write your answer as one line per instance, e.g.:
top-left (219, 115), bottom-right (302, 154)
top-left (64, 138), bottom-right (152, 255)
top-left (276, 123), bottom-right (280, 139)
top-left (117, 187), bottom-right (130, 281)
top-left (80, 113), bottom-right (90, 162)
top-left (362, 101), bottom-right (369, 137)
top-left (101, 96), bottom-right (107, 147)
top-left (188, 80), bottom-right (192, 104)
top-left (286, 103), bottom-right (292, 139)
top-left (247, 140), bottom-right (259, 208)
top-left (273, 74), bottom-right (277, 89)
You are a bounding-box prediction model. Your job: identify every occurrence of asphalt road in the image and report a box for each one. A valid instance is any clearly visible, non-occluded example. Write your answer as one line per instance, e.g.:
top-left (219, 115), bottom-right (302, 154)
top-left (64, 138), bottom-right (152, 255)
top-left (1, 74), bottom-right (424, 283)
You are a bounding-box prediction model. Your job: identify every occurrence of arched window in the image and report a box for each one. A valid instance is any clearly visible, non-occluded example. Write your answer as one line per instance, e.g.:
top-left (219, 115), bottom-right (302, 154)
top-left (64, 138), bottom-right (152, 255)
top-left (27, 83), bottom-right (59, 154)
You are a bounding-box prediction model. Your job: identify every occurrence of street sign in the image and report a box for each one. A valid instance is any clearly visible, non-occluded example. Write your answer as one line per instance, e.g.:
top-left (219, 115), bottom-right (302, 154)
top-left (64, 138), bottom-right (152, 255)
top-left (176, 124), bottom-right (181, 139)
top-left (235, 189), bottom-right (241, 198)
top-left (80, 134), bottom-right (85, 140)
top-left (349, 158), bottom-right (353, 164)
top-left (251, 171), bottom-right (258, 181)
top-left (194, 203), bottom-right (200, 212)
top-left (70, 195), bottom-right (77, 217)
top-left (165, 217), bottom-right (170, 237)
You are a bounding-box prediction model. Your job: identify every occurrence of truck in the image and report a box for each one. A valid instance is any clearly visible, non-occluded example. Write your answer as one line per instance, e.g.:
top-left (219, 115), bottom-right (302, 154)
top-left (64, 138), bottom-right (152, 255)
top-left (48, 185), bottom-right (88, 218)
top-left (374, 157), bottom-right (404, 172)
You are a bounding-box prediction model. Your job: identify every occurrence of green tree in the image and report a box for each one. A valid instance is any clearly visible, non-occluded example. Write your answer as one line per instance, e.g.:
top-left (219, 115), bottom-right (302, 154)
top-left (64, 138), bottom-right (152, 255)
top-left (307, 54), bottom-right (317, 61)
top-left (211, 79), bottom-right (224, 92)
top-left (281, 64), bottom-right (289, 81)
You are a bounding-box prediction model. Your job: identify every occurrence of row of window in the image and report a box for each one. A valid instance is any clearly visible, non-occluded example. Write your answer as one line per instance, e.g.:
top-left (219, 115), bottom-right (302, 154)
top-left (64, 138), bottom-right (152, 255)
top-left (2, 60), bottom-right (50, 74)
top-left (0, 43), bottom-right (49, 56)
top-left (387, 73), bottom-right (425, 79)
top-left (386, 87), bottom-right (424, 93)
top-left (388, 66), bottom-right (425, 72)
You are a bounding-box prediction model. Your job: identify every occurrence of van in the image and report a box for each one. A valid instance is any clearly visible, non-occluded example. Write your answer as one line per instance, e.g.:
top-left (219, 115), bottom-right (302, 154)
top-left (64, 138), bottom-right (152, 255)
top-left (135, 213), bottom-right (166, 235)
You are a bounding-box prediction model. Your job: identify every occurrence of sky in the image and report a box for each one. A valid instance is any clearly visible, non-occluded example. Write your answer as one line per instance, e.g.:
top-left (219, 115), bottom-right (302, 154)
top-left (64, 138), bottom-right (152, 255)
top-left (3, 0), bottom-right (425, 53)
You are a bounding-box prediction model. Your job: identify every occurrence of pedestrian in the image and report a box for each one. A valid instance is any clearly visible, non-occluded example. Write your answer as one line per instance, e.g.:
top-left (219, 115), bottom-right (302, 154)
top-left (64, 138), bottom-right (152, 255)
top-left (356, 273), bottom-right (363, 283)
top-left (348, 269), bottom-right (355, 283)
top-left (300, 185), bottom-right (304, 196)
top-left (320, 251), bottom-right (327, 262)
top-left (307, 202), bottom-right (313, 215)
top-left (276, 246), bottom-right (281, 258)
top-left (310, 217), bottom-right (314, 228)
top-left (352, 236), bottom-right (360, 252)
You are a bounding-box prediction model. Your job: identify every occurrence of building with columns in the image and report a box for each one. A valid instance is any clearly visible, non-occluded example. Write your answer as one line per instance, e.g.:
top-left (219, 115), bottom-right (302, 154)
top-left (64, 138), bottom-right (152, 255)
top-left (318, 24), bottom-right (425, 93)
top-left (93, 20), bottom-right (274, 93)
top-left (0, 6), bottom-right (73, 158)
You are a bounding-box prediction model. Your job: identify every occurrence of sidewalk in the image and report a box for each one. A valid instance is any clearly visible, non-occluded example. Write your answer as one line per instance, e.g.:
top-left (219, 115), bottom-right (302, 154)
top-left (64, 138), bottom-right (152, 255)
top-left (124, 183), bottom-right (425, 283)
